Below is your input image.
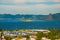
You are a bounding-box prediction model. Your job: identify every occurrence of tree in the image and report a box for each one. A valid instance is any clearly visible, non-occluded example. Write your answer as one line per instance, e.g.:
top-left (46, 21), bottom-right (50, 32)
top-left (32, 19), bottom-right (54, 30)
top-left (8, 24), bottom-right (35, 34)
top-left (46, 29), bottom-right (58, 40)
top-left (0, 28), bottom-right (3, 40)
top-left (36, 32), bottom-right (44, 40)
top-left (25, 35), bottom-right (30, 40)
top-left (0, 28), bottom-right (2, 32)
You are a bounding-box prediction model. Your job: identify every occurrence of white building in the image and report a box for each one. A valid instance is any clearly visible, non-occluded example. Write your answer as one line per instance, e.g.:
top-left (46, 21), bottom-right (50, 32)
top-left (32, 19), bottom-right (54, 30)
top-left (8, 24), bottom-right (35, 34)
top-left (42, 37), bottom-right (51, 40)
top-left (32, 29), bottom-right (50, 33)
top-left (30, 38), bottom-right (36, 40)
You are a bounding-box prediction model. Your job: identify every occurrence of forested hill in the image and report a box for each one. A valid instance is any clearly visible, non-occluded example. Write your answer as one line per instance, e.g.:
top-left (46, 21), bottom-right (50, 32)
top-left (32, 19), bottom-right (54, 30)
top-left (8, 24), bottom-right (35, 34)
top-left (0, 13), bottom-right (60, 20)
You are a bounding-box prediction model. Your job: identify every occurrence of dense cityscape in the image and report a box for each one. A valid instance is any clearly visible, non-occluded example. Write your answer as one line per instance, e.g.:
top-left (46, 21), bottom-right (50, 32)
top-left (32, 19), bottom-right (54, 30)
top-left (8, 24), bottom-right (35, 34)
top-left (0, 28), bottom-right (60, 40)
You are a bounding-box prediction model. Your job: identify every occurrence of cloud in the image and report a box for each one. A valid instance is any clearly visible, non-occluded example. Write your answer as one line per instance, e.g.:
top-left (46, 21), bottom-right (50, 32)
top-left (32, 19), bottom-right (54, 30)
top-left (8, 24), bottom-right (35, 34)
top-left (53, 0), bottom-right (60, 2)
top-left (0, 4), bottom-right (60, 15)
top-left (0, 0), bottom-right (60, 15)
top-left (13, 0), bottom-right (25, 3)
top-left (1, 0), bottom-right (25, 3)
top-left (0, 4), bottom-right (60, 10)
top-left (27, 0), bottom-right (47, 2)
top-left (0, 0), bottom-right (60, 4)
top-left (26, 0), bottom-right (60, 2)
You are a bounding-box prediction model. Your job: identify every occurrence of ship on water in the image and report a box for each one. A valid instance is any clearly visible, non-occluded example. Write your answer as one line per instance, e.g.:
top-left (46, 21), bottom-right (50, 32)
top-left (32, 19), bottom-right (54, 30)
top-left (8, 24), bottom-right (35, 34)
top-left (21, 19), bottom-right (32, 22)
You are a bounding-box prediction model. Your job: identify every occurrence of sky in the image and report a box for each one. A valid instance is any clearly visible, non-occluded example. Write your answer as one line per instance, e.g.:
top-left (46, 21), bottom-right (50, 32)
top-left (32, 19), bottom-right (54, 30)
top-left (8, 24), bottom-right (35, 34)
top-left (0, 0), bottom-right (60, 15)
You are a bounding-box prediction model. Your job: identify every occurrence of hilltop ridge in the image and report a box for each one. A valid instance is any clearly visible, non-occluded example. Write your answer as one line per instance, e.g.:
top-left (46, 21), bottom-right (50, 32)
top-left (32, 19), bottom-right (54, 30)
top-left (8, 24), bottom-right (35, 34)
top-left (0, 13), bottom-right (60, 20)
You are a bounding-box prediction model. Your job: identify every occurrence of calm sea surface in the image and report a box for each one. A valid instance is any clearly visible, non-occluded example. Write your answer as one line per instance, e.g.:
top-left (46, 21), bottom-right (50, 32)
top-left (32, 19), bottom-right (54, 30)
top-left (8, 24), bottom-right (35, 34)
top-left (0, 20), bottom-right (60, 30)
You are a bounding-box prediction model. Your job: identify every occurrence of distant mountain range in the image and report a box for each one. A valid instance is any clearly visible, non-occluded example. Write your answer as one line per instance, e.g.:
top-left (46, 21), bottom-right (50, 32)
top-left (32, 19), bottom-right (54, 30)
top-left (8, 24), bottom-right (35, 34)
top-left (0, 13), bottom-right (60, 20)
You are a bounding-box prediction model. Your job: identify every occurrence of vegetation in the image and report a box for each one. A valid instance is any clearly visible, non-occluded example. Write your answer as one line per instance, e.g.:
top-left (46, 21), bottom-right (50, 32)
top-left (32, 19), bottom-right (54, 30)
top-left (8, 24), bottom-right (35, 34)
top-left (0, 28), bottom-right (3, 32)
top-left (36, 29), bottom-right (60, 40)
top-left (36, 32), bottom-right (43, 40)
top-left (25, 35), bottom-right (30, 40)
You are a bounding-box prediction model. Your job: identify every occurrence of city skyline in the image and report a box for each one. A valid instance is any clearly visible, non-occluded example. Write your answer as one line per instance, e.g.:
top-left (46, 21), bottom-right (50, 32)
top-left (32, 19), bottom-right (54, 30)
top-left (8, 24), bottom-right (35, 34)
top-left (0, 0), bottom-right (60, 15)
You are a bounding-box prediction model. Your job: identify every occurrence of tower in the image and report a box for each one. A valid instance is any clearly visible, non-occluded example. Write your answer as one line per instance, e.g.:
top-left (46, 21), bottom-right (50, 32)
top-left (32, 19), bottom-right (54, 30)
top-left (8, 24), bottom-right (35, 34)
top-left (46, 13), bottom-right (53, 20)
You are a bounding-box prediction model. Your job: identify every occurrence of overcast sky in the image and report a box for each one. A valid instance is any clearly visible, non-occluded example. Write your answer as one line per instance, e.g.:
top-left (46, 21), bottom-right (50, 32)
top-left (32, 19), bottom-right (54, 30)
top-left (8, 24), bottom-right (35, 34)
top-left (0, 0), bottom-right (60, 15)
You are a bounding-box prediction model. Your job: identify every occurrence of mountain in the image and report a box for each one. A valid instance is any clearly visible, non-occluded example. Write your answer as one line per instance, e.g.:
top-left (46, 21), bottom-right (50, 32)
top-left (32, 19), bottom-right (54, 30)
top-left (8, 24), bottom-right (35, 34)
top-left (52, 13), bottom-right (60, 20)
top-left (0, 13), bottom-right (60, 20)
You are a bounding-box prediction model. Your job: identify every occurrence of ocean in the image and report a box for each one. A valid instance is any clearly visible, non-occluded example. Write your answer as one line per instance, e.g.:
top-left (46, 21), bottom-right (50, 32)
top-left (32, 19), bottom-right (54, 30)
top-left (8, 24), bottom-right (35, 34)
top-left (0, 20), bottom-right (60, 30)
